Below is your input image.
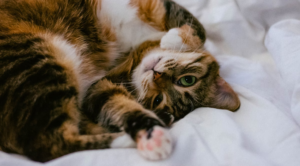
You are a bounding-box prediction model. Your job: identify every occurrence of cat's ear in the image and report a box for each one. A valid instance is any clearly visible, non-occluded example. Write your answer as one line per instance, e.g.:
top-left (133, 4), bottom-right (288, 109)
top-left (206, 76), bottom-right (240, 112)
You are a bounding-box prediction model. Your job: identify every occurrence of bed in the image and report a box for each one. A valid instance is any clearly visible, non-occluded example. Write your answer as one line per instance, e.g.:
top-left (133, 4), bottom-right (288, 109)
top-left (1, 0), bottom-right (300, 165)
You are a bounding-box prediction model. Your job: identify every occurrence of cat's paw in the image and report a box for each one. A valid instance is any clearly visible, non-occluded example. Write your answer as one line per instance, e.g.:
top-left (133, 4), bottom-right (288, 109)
top-left (160, 28), bottom-right (189, 51)
top-left (110, 133), bottom-right (136, 148)
top-left (136, 126), bottom-right (173, 160)
top-left (161, 25), bottom-right (203, 51)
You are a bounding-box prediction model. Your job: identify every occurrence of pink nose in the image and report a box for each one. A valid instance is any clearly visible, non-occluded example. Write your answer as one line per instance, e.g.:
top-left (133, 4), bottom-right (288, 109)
top-left (153, 71), bottom-right (162, 81)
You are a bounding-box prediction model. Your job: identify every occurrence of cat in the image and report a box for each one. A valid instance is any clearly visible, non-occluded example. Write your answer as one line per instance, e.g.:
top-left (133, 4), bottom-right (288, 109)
top-left (0, 0), bottom-right (240, 162)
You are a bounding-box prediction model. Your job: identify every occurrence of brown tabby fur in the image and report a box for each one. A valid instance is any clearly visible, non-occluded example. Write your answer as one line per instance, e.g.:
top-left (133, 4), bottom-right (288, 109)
top-left (0, 0), bottom-right (239, 162)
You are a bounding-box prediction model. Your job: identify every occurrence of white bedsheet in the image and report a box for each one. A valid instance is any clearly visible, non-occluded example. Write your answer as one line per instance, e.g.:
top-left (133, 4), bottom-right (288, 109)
top-left (1, 0), bottom-right (300, 165)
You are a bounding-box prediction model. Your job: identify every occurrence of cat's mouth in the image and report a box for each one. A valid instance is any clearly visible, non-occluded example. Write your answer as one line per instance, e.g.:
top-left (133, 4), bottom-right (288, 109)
top-left (140, 56), bottom-right (164, 89)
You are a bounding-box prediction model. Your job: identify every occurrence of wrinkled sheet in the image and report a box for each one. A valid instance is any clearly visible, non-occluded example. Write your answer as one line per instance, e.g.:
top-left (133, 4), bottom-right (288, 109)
top-left (1, 0), bottom-right (300, 165)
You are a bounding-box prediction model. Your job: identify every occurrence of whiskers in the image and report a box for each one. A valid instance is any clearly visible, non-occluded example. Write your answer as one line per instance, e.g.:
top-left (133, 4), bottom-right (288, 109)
top-left (114, 82), bottom-right (133, 85)
top-left (114, 81), bottom-right (134, 87)
top-left (114, 81), bottom-right (137, 94)
top-left (137, 79), bottom-right (149, 102)
top-left (178, 20), bottom-right (193, 53)
top-left (191, 44), bottom-right (204, 54)
top-left (167, 19), bottom-right (203, 55)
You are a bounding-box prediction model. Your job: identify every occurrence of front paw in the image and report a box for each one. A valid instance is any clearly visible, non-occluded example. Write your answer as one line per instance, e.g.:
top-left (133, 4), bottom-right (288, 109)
top-left (136, 126), bottom-right (173, 160)
top-left (124, 112), bottom-right (173, 160)
top-left (161, 25), bottom-right (203, 52)
top-left (160, 28), bottom-right (189, 51)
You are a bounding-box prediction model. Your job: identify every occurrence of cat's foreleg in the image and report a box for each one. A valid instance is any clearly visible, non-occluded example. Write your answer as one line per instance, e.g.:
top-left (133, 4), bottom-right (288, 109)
top-left (160, 25), bottom-right (204, 52)
top-left (163, 0), bottom-right (206, 44)
top-left (132, 0), bottom-right (205, 51)
top-left (82, 78), bottom-right (173, 160)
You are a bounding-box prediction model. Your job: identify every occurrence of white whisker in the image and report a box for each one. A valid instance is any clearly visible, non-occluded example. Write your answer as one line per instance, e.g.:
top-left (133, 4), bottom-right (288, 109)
top-left (129, 86), bottom-right (139, 94)
top-left (191, 44), bottom-right (203, 54)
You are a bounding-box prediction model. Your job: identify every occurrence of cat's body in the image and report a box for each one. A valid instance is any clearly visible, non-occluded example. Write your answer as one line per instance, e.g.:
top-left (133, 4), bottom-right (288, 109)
top-left (0, 0), bottom-right (240, 162)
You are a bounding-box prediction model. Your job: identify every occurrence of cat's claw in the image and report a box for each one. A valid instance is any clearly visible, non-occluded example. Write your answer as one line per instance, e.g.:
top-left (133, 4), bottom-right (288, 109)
top-left (136, 126), bottom-right (173, 160)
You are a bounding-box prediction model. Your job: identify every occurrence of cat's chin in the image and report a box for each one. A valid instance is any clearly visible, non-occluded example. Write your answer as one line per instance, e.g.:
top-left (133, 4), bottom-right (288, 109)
top-left (141, 52), bottom-right (161, 72)
top-left (132, 50), bottom-right (161, 94)
top-left (143, 70), bottom-right (154, 79)
top-left (132, 64), bottom-right (155, 98)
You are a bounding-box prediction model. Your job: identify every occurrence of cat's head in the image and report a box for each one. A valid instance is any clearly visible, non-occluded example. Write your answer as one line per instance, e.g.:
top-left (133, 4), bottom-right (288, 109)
top-left (132, 48), bottom-right (240, 126)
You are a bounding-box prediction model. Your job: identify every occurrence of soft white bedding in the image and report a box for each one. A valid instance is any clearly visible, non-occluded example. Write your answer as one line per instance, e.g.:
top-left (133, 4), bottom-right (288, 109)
top-left (1, 0), bottom-right (300, 165)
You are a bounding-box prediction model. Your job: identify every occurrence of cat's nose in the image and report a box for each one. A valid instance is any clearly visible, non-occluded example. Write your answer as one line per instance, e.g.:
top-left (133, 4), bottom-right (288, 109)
top-left (153, 71), bottom-right (162, 81)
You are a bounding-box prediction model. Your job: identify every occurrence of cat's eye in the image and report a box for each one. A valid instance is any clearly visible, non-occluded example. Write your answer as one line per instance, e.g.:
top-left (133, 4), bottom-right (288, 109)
top-left (153, 93), bottom-right (163, 109)
top-left (177, 76), bottom-right (196, 87)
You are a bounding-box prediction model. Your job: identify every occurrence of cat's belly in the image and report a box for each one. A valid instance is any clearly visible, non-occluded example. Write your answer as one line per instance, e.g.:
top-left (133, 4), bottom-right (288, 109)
top-left (98, 0), bottom-right (166, 53)
top-left (45, 34), bottom-right (107, 105)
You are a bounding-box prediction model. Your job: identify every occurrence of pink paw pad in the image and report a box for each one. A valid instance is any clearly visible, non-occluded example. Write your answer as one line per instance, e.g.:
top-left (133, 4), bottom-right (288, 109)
top-left (136, 126), bottom-right (173, 160)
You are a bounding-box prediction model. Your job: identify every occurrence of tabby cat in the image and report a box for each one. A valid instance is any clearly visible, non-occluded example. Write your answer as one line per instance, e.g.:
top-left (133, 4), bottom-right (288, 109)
top-left (0, 0), bottom-right (240, 162)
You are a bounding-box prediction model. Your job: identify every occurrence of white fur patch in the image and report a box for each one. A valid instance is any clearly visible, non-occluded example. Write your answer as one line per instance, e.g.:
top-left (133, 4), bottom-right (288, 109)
top-left (50, 35), bottom-right (83, 77)
top-left (137, 126), bottom-right (173, 161)
top-left (98, 0), bottom-right (165, 52)
top-left (133, 63), bottom-right (154, 100)
top-left (48, 35), bottom-right (84, 98)
top-left (110, 134), bottom-right (136, 148)
top-left (160, 28), bottom-right (189, 51)
top-left (47, 34), bottom-right (106, 104)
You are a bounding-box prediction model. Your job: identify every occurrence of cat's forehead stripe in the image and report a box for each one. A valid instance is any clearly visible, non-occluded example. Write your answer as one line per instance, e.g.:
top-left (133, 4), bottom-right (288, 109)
top-left (185, 54), bottom-right (208, 68)
top-left (179, 66), bottom-right (203, 76)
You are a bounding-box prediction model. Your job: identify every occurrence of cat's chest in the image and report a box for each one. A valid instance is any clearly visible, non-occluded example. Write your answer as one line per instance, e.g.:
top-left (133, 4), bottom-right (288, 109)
top-left (99, 0), bottom-right (166, 53)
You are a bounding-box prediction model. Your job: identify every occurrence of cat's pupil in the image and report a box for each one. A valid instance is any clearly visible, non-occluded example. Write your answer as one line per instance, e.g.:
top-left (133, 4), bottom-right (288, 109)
top-left (185, 76), bottom-right (193, 83)
top-left (153, 93), bottom-right (163, 109)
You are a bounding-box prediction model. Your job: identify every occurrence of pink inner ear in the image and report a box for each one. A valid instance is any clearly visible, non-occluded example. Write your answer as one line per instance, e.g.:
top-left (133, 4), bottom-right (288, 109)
top-left (216, 77), bottom-right (232, 93)
top-left (213, 76), bottom-right (240, 111)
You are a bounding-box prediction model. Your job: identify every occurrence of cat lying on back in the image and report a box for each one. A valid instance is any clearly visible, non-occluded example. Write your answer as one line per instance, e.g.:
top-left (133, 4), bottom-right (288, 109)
top-left (0, 0), bottom-right (240, 162)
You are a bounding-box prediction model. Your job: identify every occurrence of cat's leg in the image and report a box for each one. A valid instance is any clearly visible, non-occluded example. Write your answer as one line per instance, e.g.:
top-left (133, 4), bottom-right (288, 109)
top-left (160, 25), bottom-right (204, 52)
top-left (79, 114), bottom-right (111, 135)
top-left (131, 0), bottom-right (206, 51)
top-left (0, 34), bottom-right (137, 162)
top-left (82, 78), bottom-right (173, 160)
top-left (21, 96), bottom-right (135, 162)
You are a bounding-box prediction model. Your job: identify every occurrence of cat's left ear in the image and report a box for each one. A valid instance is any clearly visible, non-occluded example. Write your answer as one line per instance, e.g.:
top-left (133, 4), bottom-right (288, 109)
top-left (207, 76), bottom-right (240, 112)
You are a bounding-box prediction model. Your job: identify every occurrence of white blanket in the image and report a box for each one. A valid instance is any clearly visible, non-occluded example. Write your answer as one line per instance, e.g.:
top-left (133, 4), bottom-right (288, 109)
top-left (1, 0), bottom-right (300, 165)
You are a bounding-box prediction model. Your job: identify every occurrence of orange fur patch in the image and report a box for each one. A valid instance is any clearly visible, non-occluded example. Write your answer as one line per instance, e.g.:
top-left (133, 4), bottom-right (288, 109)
top-left (89, 0), bottom-right (101, 16)
top-left (130, 0), bottom-right (166, 31)
top-left (179, 24), bottom-right (203, 50)
top-left (99, 18), bottom-right (117, 42)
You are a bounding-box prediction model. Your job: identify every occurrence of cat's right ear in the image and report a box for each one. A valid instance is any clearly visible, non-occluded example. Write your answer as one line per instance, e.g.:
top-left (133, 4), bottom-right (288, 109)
top-left (206, 76), bottom-right (240, 112)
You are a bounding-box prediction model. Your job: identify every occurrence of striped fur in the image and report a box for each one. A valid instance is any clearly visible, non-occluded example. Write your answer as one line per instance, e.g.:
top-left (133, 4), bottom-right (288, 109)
top-left (0, 0), bottom-right (239, 162)
top-left (108, 41), bottom-right (240, 126)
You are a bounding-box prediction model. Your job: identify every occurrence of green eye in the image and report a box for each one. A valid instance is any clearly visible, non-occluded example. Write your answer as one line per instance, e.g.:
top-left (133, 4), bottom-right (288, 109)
top-left (153, 93), bottom-right (163, 109)
top-left (177, 76), bottom-right (196, 87)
